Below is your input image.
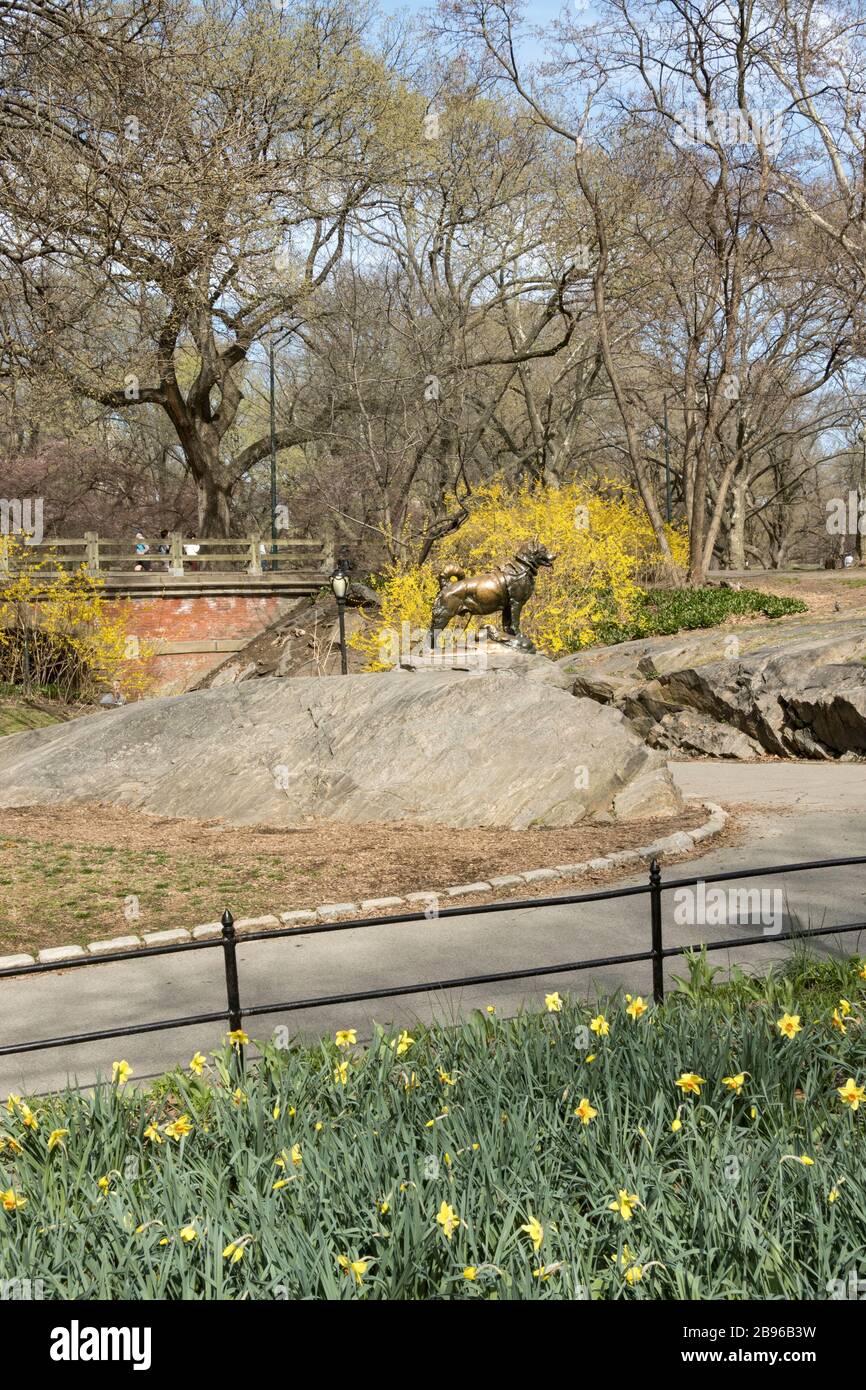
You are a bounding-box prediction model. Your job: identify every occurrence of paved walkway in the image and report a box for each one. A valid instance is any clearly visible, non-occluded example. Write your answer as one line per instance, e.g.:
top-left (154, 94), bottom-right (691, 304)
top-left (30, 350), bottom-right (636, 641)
top-left (672, 759), bottom-right (866, 811)
top-left (2, 762), bottom-right (864, 1094)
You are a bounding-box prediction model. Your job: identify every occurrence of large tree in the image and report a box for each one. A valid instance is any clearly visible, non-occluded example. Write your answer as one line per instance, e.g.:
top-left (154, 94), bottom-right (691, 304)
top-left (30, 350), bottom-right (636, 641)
top-left (0, 0), bottom-right (406, 534)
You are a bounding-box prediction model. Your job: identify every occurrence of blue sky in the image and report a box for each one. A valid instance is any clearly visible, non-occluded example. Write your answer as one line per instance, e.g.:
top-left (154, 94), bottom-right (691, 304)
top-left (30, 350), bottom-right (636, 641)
top-left (378, 0), bottom-right (588, 63)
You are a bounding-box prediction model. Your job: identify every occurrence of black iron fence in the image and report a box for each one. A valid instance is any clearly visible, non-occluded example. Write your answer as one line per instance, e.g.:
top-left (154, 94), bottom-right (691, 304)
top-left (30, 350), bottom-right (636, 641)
top-left (1, 852), bottom-right (865, 1062)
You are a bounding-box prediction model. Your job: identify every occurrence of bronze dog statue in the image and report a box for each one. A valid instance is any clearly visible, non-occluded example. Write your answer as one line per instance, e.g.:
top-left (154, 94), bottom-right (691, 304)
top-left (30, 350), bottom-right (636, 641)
top-left (430, 539), bottom-right (556, 652)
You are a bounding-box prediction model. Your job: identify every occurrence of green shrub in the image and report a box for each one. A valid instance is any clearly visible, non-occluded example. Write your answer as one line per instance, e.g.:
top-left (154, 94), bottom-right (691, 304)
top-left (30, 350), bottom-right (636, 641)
top-left (596, 586), bottom-right (807, 645)
top-left (1, 957), bottom-right (864, 1299)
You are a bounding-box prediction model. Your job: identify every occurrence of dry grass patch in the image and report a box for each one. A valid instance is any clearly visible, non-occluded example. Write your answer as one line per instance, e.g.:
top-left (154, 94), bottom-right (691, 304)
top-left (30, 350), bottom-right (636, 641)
top-left (0, 802), bottom-right (710, 956)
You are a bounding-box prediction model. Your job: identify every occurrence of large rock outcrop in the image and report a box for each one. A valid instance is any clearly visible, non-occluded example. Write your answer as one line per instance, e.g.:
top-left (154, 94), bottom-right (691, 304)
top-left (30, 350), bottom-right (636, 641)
top-left (0, 671), bottom-right (682, 829)
top-left (562, 613), bottom-right (866, 760)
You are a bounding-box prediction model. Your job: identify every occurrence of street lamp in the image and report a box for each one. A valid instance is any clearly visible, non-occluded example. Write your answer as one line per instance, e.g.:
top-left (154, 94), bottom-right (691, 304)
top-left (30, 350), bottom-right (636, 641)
top-left (268, 326), bottom-right (294, 570)
top-left (330, 548), bottom-right (354, 675)
top-left (857, 427), bottom-right (866, 566)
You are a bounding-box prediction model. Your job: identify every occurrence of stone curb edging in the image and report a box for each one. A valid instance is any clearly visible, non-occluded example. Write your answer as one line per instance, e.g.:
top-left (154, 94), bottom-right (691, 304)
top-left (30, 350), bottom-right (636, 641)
top-left (1, 803), bottom-right (728, 970)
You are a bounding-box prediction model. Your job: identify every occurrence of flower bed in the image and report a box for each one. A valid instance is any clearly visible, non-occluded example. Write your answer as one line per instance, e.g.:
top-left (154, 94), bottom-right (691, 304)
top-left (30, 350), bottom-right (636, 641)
top-left (1, 955), bottom-right (864, 1299)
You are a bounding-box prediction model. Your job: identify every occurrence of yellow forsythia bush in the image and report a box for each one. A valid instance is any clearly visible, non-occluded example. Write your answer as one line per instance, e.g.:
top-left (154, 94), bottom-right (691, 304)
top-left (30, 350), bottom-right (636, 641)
top-left (352, 480), bottom-right (686, 667)
top-left (0, 538), bottom-right (152, 702)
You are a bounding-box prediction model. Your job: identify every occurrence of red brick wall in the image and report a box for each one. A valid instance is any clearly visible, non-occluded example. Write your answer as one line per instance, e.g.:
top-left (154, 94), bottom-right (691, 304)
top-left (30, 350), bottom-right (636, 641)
top-left (111, 594), bottom-right (298, 693)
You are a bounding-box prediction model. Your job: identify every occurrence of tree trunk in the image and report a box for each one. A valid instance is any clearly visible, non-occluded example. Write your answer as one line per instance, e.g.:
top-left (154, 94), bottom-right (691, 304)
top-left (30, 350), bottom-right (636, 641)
top-left (857, 447), bottom-right (866, 565)
top-left (195, 471), bottom-right (232, 538)
top-left (727, 476), bottom-right (747, 570)
top-left (164, 391), bottom-right (234, 537)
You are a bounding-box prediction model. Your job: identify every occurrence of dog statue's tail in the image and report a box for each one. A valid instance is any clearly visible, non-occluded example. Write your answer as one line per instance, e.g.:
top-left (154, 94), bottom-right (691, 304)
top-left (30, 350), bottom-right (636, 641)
top-left (437, 567), bottom-right (465, 589)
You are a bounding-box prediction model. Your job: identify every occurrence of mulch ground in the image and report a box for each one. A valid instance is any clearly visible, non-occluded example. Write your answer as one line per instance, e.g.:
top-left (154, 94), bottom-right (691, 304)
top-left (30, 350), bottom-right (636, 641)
top-left (742, 572), bottom-right (866, 618)
top-left (0, 802), bottom-right (716, 956)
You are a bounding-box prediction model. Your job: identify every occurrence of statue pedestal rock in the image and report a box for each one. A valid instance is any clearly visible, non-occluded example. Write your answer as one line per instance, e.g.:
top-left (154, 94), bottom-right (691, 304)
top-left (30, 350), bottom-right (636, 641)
top-left (398, 633), bottom-right (575, 691)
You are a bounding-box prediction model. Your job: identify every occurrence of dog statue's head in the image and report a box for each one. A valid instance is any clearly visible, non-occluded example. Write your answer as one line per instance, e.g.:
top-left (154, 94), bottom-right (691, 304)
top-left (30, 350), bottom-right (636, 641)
top-left (516, 538), bottom-right (556, 570)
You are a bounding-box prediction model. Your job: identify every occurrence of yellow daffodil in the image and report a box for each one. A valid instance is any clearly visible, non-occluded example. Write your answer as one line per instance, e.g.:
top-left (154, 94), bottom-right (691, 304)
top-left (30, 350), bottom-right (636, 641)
top-left (17, 1102), bottom-right (37, 1130)
top-left (163, 1114), bottom-right (193, 1140)
top-left (1, 1188), bottom-right (26, 1212)
top-left (520, 1215), bottom-right (544, 1251)
top-left (671, 1112), bottom-right (683, 1133)
top-left (545, 992), bottom-right (562, 1013)
top-left (721, 1073), bottom-right (747, 1095)
top-left (393, 1030), bottom-right (414, 1056)
top-left (590, 1014), bottom-right (610, 1037)
top-left (435, 1200), bottom-right (460, 1241)
top-left (486, 1005), bottom-right (495, 1014)
top-left (272, 1102), bottom-right (280, 1120)
top-left (828, 1185), bottom-right (842, 1203)
top-left (831, 1009), bottom-right (847, 1035)
top-left (189, 1052), bottom-right (206, 1076)
top-left (333, 1061), bottom-right (349, 1086)
top-left (231, 1087), bottom-right (248, 1107)
top-left (839, 998), bottom-right (852, 1017)
top-left (179, 1226), bottom-right (197, 1242)
top-left (335, 1029), bottom-right (357, 1048)
top-left (625, 996), bottom-right (647, 1021)
top-left (143, 1123), bottom-right (163, 1144)
top-left (837, 1077), bottom-right (866, 1110)
top-left (586, 1053), bottom-right (596, 1063)
top-left (438, 1068), bottom-right (455, 1086)
top-left (47, 1128), bottom-right (68, 1152)
top-left (611, 1244), bottom-right (643, 1282)
top-left (573, 1097), bottom-right (598, 1126)
top-left (337, 1254), bottom-right (370, 1285)
top-left (463, 1266), bottom-right (478, 1280)
top-left (112, 1060), bottom-right (133, 1086)
top-left (291, 1142), bottom-right (302, 1166)
top-left (609, 1188), bottom-right (641, 1221)
top-left (776, 1012), bottom-right (802, 1039)
top-left (97, 1175), bottom-right (111, 1193)
top-left (222, 1240), bottom-right (245, 1264)
top-left (5, 1094), bottom-right (20, 1114)
top-left (675, 1072), bottom-right (706, 1097)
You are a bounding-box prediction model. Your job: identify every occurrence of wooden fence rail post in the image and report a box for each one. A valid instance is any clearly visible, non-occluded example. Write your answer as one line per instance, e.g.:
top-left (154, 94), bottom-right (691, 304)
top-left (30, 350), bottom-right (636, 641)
top-left (169, 531), bottom-right (185, 575)
top-left (84, 531), bottom-right (100, 576)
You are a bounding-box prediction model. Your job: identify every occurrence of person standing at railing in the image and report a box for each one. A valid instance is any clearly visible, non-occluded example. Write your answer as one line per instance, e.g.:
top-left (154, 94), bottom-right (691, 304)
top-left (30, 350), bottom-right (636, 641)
top-left (133, 532), bottom-right (151, 572)
top-left (183, 532), bottom-right (200, 572)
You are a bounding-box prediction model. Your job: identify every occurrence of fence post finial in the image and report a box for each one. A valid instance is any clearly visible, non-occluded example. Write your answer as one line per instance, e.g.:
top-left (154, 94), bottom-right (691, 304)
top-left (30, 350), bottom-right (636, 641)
top-left (649, 858), bottom-right (665, 1005)
top-left (220, 908), bottom-right (243, 1039)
